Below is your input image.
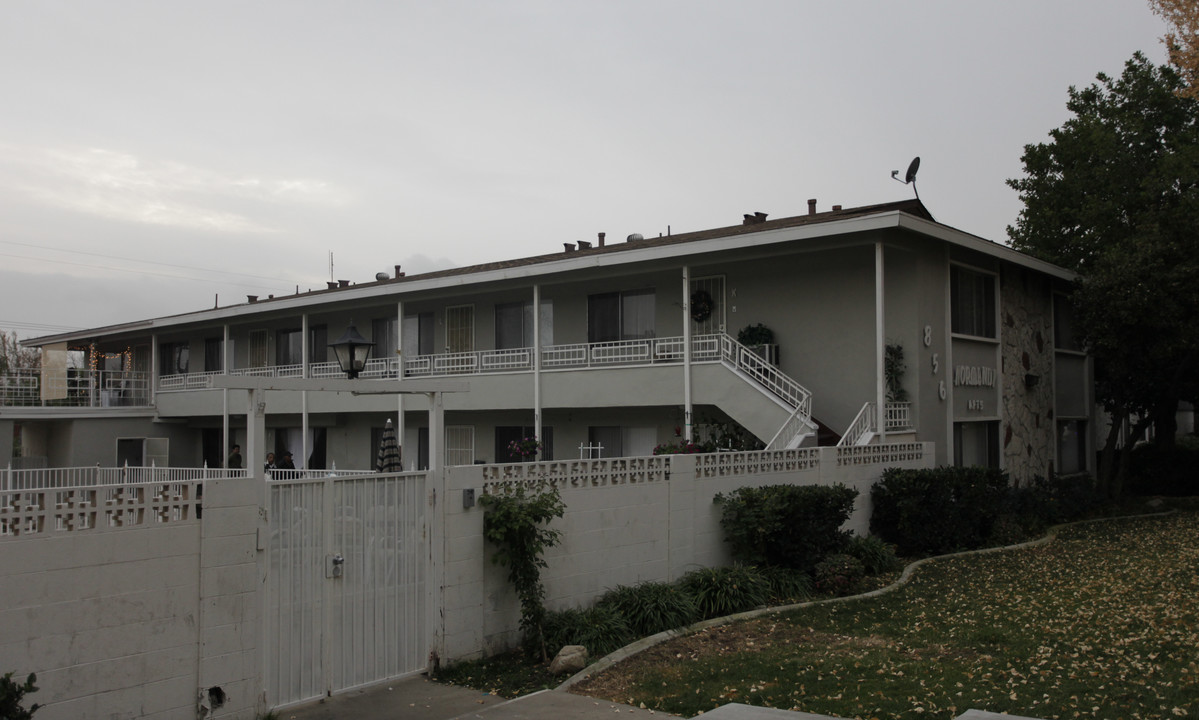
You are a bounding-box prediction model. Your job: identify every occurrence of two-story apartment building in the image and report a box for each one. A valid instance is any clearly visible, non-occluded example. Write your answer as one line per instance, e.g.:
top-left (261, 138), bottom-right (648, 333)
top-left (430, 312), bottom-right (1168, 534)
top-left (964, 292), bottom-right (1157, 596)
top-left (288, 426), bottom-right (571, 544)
top-left (4, 199), bottom-right (1092, 483)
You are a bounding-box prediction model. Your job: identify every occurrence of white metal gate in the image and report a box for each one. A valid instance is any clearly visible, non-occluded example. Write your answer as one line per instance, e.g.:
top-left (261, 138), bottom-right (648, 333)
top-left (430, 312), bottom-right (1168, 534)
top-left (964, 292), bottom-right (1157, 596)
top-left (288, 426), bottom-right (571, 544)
top-left (265, 471), bottom-right (427, 708)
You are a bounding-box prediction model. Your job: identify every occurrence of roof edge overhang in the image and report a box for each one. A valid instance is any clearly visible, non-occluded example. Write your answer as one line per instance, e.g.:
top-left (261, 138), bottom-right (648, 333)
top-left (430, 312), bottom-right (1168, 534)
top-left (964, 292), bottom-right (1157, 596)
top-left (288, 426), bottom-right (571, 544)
top-left (25, 206), bottom-right (1076, 347)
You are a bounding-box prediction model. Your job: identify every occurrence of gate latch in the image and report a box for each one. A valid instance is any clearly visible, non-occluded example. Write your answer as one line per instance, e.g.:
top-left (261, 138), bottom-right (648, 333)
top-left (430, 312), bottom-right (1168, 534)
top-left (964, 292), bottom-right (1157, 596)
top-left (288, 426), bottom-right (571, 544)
top-left (327, 553), bottom-right (345, 579)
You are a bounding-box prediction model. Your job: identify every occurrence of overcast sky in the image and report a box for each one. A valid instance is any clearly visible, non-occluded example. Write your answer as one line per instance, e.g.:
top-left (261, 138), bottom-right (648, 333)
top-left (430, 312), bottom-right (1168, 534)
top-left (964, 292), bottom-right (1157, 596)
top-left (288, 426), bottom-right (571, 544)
top-left (0, 1), bottom-right (1170, 339)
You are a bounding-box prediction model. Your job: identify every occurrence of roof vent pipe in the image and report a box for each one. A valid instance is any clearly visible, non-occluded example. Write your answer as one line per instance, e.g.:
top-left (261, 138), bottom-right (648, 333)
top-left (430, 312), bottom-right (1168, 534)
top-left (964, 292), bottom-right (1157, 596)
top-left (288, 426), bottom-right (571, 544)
top-left (327, 281), bottom-right (338, 290)
top-left (598, 232), bottom-right (605, 247)
top-left (578, 240), bottom-right (591, 250)
top-left (375, 272), bottom-right (390, 281)
top-left (563, 243), bottom-right (575, 252)
top-left (395, 264), bottom-right (402, 276)
top-left (808, 199), bottom-right (817, 215)
top-left (627, 233), bottom-right (643, 242)
top-left (247, 295), bottom-right (258, 303)
top-left (338, 279), bottom-right (350, 287)
top-left (833, 205), bottom-right (842, 211)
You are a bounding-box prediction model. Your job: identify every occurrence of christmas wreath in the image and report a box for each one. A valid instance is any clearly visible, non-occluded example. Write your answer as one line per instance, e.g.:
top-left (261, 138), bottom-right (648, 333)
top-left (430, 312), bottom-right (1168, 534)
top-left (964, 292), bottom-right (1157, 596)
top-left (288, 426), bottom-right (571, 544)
top-left (690, 290), bottom-right (714, 322)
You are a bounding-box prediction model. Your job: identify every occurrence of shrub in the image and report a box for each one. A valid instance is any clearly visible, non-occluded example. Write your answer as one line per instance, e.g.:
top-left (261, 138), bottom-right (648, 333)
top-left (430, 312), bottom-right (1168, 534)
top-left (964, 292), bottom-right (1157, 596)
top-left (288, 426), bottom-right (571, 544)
top-left (870, 466), bottom-right (1010, 556)
top-left (716, 484), bottom-right (857, 573)
top-left (0, 672), bottom-right (40, 720)
top-left (478, 485), bottom-right (566, 660)
top-left (542, 605), bottom-right (633, 659)
top-left (757, 566), bottom-right (813, 605)
top-left (845, 535), bottom-right (902, 575)
top-left (813, 554), bottom-right (866, 596)
top-left (679, 565), bottom-right (770, 619)
top-left (1126, 445), bottom-right (1199, 496)
top-left (596, 581), bottom-right (699, 638)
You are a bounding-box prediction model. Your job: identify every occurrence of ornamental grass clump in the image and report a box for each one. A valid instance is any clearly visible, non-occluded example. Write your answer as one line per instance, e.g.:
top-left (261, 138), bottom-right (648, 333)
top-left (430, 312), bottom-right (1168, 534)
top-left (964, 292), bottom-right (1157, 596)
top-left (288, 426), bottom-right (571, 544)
top-left (679, 565), bottom-right (771, 620)
top-left (596, 581), bottom-right (700, 638)
top-left (542, 605), bottom-right (633, 660)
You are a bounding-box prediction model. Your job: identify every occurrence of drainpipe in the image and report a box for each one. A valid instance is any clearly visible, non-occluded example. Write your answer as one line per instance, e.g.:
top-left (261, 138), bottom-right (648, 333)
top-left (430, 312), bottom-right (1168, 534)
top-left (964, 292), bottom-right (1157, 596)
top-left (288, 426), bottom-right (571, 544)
top-left (683, 266), bottom-right (693, 441)
top-left (533, 284), bottom-right (542, 454)
top-left (876, 242), bottom-right (887, 443)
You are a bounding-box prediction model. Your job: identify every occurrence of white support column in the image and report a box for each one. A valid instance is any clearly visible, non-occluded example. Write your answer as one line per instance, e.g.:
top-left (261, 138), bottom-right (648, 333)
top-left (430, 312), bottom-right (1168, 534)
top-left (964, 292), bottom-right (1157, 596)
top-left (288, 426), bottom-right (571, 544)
top-left (247, 387), bottom-right (265, 480)
top-left (222, 389), bottom-right (230, 469)
top-left (301, 314), bottom-right (310, 469)
top-left (223, 323), bottom-right (230, 375)
top-left (301, 313), bottom-right (310, 379)
top-left (397, 301), bottom-right (405, 447)
top-left (150, 333), bottom-right (158, 407)
top-left (876, 242), bottom-right (887, 443)
top-left (682, 266), bottom-right (693, 441)
top-left (301, 391), bottom-right (309, 469)
top-left (426, 389), bottom-right (447, 673)
top-left (533, 284), bottom-right (543, 453)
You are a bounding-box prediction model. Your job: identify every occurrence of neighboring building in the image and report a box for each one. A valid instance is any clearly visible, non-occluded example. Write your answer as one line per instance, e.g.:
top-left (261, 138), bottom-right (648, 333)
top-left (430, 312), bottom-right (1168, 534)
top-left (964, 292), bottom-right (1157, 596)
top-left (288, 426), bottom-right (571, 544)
top-left (3, 199), bottom-right (1092, 482)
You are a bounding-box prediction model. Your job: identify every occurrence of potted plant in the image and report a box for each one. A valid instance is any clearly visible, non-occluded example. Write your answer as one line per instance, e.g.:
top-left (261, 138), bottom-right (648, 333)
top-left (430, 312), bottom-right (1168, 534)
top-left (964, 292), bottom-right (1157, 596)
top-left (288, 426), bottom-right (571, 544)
top-left (737, 323), bottom-right (778, 365)
top-left (507, 436), bottom-right (543, 462)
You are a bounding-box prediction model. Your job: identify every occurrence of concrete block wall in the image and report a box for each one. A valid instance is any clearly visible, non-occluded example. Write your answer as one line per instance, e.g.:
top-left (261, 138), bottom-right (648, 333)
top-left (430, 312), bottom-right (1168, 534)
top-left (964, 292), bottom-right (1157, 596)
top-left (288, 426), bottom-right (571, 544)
top-left (440, 443), bottom-right (933, 662)
top-left (197, 478), bottom-right (265, 719)
top-left (0, 521), bottom-right (203, 719)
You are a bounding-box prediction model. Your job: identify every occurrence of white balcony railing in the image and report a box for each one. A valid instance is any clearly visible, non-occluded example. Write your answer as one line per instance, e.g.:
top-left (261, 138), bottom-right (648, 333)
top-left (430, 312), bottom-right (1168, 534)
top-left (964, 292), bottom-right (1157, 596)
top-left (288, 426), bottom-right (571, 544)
top-left (0, 369), bottom-right (151, 408)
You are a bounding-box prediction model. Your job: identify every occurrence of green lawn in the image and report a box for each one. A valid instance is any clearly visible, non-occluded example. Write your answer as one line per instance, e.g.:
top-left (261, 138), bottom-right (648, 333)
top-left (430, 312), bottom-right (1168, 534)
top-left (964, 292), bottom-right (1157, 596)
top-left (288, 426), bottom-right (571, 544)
top-left (571, 512), bottom-right (1199, 719)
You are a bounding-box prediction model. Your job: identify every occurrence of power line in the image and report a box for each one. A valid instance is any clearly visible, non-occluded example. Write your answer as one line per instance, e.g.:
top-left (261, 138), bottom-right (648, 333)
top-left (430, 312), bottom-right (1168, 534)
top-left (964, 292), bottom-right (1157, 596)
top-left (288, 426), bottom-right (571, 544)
top-left (0, 252), bottom-right (292, 293)
top-left (0, 239), bottom-right (293, 285)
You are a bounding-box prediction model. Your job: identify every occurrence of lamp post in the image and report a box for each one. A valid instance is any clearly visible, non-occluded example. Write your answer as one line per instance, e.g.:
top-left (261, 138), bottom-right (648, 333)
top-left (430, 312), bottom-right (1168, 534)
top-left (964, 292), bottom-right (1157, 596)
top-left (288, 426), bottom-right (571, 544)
top-left (329, 323), bottom-right (375, 379)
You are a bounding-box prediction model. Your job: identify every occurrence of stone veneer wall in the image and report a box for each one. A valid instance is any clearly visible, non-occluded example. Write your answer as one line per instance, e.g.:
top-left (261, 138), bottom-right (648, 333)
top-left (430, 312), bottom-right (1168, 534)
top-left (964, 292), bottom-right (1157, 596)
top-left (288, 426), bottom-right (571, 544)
top-left (1000, 266), bottom-right (1056, 484)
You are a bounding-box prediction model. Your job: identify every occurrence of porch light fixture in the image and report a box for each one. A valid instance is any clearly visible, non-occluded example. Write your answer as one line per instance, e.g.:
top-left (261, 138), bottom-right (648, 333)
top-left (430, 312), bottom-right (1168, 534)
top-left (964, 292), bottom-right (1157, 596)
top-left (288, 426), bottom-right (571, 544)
top-left (329, 323), bottom-right (375, 379)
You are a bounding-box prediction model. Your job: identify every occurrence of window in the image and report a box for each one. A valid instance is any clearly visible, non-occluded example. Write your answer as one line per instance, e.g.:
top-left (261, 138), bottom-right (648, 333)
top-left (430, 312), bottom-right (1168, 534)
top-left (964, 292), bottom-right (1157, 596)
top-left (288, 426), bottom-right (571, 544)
top-left (160, 342), bottom-right (189, 375)
top-left (1054, 295), bottom-right (1082, 351)
top-left (276, 328), bottom-right (302, 365)
top-left (371, 318), bottom-right (397, 359)
top-left (204, 337), bottom-right (223, 373)
top-left (446, 426), bottom-right (475, 466)
top-left (954, 421), bottom-right (999, 468)
top-left (588, 289), bottom-right (655, 343)
top-left (248, 330), bottom-right (269, 368)
top-left (495, 426), bottom-right (553, 461)
top-left (1057, 420), bottom-right (1087, 474)
top-left (446, 305), bottom-right (474, 353)
top-left (403, 312), bottom-right (435, 356)
top-left (308, 325), bottom-right (327, 363)
top-left (495, 301), bottom-right (533, 350)
top-left (951, 266), bottom-right (996, 338)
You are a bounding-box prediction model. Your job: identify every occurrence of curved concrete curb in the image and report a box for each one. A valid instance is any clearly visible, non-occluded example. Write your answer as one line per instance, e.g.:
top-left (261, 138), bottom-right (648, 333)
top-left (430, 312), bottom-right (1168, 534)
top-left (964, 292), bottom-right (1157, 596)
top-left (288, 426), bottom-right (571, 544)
top-left (558, 508), bottom-right (1178, 692)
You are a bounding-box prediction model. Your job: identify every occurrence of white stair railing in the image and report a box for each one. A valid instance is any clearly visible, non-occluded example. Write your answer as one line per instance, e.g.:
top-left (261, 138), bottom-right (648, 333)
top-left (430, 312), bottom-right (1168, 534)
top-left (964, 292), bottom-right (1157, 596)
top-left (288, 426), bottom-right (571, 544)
top-left (838, 401), bottom-right (914, 446)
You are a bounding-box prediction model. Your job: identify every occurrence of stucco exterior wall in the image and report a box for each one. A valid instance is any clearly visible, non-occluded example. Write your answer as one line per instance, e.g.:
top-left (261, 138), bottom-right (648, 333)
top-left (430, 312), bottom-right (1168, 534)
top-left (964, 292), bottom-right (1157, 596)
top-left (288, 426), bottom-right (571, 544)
top-left (1000, 266), bottom-right (1055, 483)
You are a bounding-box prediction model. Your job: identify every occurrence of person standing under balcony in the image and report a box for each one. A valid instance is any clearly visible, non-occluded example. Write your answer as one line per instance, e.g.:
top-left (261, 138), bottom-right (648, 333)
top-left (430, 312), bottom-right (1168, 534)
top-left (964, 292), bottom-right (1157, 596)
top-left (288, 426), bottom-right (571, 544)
top-left (276, 450), bottom-right (295, 470)
top-left (264, 452), bottom-right (276, 472)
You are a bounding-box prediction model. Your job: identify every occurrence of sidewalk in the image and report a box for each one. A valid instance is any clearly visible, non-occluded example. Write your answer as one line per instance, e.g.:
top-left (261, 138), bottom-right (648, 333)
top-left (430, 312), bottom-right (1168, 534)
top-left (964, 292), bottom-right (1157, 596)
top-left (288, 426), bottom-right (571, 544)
top-left (281, 674), bottom-right (661, 720)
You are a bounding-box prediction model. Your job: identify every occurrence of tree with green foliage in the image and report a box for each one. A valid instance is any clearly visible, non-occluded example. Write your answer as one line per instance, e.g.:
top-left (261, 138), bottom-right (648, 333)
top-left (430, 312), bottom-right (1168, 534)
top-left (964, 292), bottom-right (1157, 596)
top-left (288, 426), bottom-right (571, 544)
top-left (478, 484), bottom-right (565, 662)
top-left (1007, 53), bottom-right (1199, 496)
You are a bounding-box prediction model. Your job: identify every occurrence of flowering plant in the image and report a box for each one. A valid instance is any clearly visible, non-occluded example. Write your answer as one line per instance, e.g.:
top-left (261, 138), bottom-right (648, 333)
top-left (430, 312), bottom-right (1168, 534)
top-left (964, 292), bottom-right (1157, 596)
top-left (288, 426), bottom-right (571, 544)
top-left (507, 436), bottom-right (543, 461)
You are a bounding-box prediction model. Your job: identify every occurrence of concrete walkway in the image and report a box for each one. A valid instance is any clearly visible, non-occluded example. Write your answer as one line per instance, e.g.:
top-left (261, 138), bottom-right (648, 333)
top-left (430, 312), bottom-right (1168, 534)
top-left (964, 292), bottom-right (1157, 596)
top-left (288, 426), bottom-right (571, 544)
top-left (281, 674), bottom-right (660, 720)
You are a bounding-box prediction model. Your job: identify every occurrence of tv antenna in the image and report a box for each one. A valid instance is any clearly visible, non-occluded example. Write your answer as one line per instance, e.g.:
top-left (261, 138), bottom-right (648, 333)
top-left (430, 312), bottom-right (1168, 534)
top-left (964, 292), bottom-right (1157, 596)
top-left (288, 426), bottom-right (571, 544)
top-left (891, 156), bottom-right (921, 201)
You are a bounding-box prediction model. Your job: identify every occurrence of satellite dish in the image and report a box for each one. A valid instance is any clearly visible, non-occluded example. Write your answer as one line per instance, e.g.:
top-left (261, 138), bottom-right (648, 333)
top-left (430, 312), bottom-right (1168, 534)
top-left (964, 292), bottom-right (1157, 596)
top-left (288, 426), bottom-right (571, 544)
top-left (890, 156), bottom-right (921, 201)
top-left (904, 157), bottom-right (920, 184)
